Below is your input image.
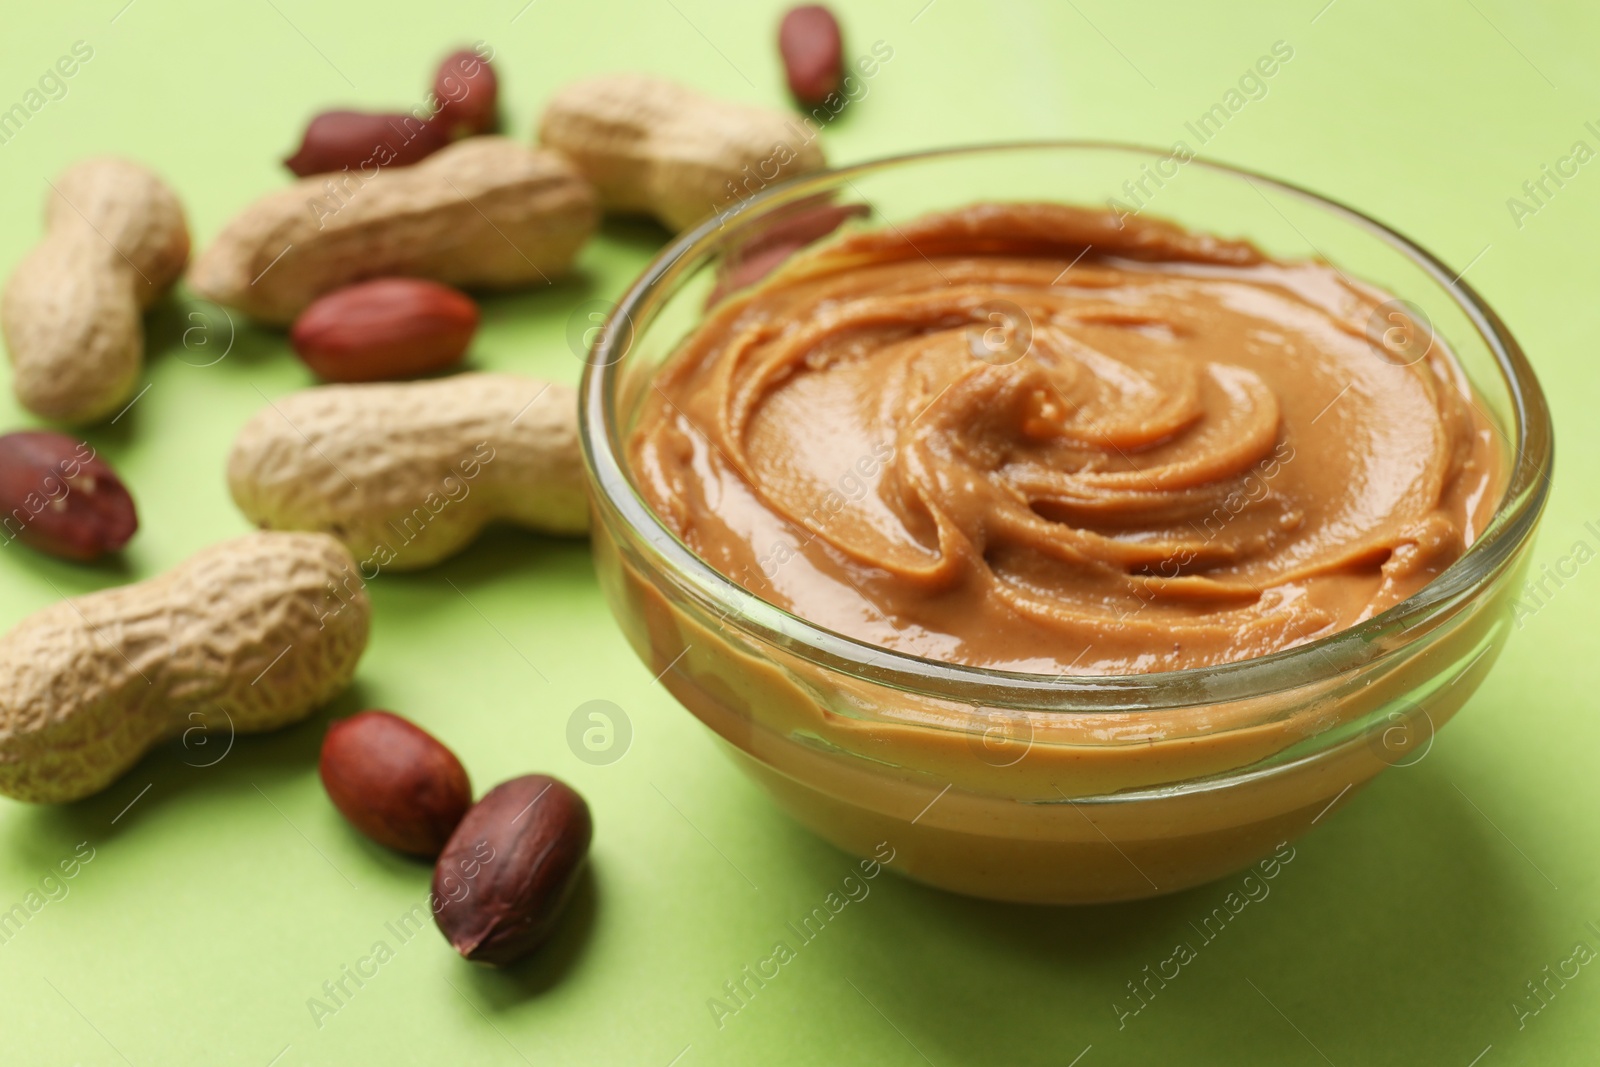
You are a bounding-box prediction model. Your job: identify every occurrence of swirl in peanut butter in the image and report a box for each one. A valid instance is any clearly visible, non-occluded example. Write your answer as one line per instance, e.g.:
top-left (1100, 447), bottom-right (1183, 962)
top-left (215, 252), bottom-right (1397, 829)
top-left (631, 204), bottom-right (1502, 674)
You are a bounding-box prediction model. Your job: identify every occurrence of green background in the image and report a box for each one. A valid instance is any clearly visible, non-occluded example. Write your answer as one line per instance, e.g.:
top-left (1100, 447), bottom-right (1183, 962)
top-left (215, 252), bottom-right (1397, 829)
top-left (0, 0), bottom-right (1595, 1063)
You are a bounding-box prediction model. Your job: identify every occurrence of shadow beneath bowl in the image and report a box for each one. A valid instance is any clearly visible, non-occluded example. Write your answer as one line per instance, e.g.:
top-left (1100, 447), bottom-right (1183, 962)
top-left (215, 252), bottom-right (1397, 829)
top-left (794, 748), bottom-right (1546, 1067)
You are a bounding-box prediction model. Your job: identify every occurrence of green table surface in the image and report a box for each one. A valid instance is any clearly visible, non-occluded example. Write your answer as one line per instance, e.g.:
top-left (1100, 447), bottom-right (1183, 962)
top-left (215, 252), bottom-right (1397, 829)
top-left (0, 1), bottom-right (1596, 1063)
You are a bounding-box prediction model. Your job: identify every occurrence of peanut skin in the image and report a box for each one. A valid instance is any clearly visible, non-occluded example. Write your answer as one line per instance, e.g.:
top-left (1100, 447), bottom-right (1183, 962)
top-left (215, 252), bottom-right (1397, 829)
top-left (227, 374), bottom-right (587, 570)
top-left (779, 6), bottom-right (844, 106)
top-left (290, 278), bottom-right (479, 383)
top-left (432, 774), bottom-right (592, 965)
top-left (539, 74), bottom-right (826, 231)
top-left (320, 710), bottom-right (471, 858)
top-left (284, 110), bottom-right (451, 178)
top-left (2, 157), bottom-right (189, 424)
top-left (190, 138), bottom-right (598, 324)
top-left (0, 532), bottom-right (370, 803)
top-left (0, 431), bottom-right (138, 561)
top-left (433, 49), bottom-right (499, 137)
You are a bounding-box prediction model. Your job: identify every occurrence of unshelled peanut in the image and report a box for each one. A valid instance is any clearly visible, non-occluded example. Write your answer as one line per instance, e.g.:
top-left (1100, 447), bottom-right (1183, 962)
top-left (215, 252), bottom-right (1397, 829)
top-left (539, 74), bottom-right (826, 231)
top-left (2, 157), bottom-right (189, 423)
top-left (433, 774), bottom-right (592, 965)
top-left (290, 278), bottom-right (478, 382)
top-left (0, 532), bottom-right (369, 803)
top-left (707, 199), bottom-right (868, 305)
top-left (284, 110), bottom-right (451, 178)
top-left (227, 373), bottom-right (587, 570)
top-left (779, 6), bottom-right (844, 106)
top-left (0, 431), bottom-right (137, 561)
top-left (433, 49), bottom-right (499, 138)
top-left (191, 138), bottom-right (597, 324)
top-left (320, 711), bottom-right (471, 858)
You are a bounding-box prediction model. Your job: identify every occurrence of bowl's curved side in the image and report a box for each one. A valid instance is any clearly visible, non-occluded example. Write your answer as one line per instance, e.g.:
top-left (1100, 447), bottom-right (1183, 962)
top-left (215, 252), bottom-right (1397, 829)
top-left (578, 141), bottom-right (1553, 902)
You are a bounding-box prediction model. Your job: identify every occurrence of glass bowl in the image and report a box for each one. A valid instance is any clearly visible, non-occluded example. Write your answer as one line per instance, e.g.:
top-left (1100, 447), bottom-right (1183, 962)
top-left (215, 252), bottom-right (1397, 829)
top-left (578, 143), bottom-right (1553, 904)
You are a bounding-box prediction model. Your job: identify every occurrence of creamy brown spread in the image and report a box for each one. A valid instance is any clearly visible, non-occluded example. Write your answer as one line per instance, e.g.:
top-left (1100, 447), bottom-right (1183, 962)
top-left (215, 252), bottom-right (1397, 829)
top-left (630, 204), bottom-right (1502, 674)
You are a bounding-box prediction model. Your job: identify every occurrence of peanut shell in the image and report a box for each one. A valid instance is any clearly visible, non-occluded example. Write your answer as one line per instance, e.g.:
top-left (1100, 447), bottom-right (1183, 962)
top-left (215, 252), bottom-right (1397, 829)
top-left (227, 373), bottom-right (587, 570)
top-left (191, 138), bottom-right (597, 324)
top-left (0, 532), bottom-right (369, 803)
top-left (539, 74), bottom-right (826, 231)
top-left (2, 157), bottom-right (189, 423)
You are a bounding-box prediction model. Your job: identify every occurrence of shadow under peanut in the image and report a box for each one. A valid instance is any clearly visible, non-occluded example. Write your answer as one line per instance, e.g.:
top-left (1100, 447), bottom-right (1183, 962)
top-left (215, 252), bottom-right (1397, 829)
top-left (0, 677), bottom-right (379, 862)
top-left (2, 526), bottom-right (599, 860)
top-left (453, 863), bottom-right (599, 1003)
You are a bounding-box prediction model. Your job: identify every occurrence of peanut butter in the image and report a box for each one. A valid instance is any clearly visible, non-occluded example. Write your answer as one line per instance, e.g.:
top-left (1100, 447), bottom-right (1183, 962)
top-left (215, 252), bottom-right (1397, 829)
top-left (631, 203), bottom-right (1502, 674)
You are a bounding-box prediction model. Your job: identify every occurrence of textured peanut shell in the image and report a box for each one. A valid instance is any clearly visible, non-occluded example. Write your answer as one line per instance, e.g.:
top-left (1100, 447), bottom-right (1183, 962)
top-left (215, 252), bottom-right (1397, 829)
top-left (0, 532), bottom-right (370, 803)
top-left (539, 74), bottom-right (827, 231)
top-left (227, 374), bottom-right (587, 570)
top-left (1, 157), bottom-right (189, 423)
top-left (190, 138), bottom-right (598, 324)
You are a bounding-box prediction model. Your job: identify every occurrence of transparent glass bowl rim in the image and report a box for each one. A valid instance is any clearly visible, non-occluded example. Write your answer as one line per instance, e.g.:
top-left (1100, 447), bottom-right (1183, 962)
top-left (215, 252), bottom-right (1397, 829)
top-left (580, 141), bottom-right (1554, 712)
